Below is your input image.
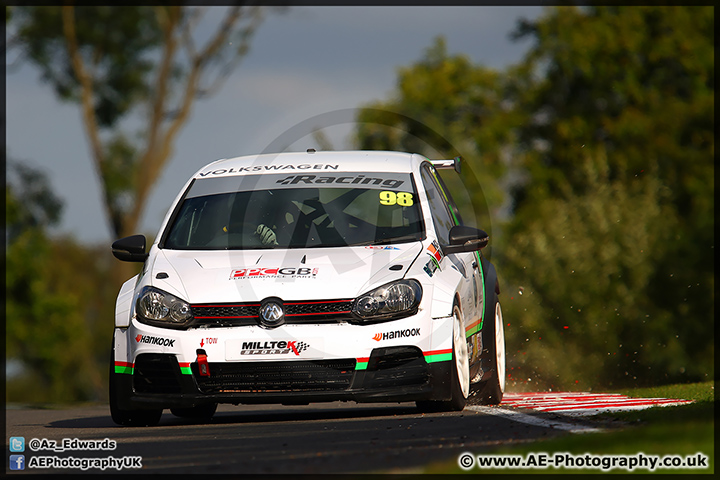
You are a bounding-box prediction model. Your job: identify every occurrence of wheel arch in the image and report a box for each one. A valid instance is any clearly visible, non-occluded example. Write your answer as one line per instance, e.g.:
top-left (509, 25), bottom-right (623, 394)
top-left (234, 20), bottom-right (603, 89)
top-left (115, 275), bottom-right (139, 328)
top-left (480, 255), bottom-right (500, 297)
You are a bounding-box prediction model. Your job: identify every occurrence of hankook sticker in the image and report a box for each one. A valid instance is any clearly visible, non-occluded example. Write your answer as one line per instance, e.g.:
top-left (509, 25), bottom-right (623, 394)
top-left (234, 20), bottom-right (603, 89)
top-left (372, 328), bottom-right (421, 341)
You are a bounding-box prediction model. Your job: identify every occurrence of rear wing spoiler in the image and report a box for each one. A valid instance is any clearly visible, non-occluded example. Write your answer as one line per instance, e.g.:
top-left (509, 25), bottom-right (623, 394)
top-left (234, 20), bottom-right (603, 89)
top-left (429, 156), bottom-right (461, 174)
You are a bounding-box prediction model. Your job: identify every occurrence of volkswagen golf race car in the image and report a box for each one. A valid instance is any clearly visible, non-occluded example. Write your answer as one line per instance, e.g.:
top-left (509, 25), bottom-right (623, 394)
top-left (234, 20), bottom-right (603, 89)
top-left (110, 150), bottom-right (506, 426)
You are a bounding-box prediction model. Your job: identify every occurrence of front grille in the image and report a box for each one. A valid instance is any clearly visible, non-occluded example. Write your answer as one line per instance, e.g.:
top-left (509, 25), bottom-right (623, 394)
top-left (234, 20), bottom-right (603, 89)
top-left (193, 359), bottom-right (356, 393)
top-left (191, 299), bottom-right (355, 327)
top-left (195, 304), bottom-right (260, 318)
top-left (133, 354), bottom-right (183, 394)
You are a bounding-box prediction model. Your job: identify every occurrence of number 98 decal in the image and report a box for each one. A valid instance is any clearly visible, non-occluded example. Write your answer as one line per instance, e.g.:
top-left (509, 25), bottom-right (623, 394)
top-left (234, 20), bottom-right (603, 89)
top-left (379, 191), bottom-right (414, 206)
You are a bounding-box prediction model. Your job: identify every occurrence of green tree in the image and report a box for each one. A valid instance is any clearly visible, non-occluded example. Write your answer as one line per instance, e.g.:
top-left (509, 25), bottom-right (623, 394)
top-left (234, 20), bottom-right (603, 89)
top-left (354, 37), bottom-right (519, 233)
top-left (510, 6), bottom-right (713, 210)
top-left (5, 161), bottom-right (63, 243)
top-left (502, 151), bottom-right (687, 389)
top-left (7, 5), bottom-right (268, 240)
top-left (501, 6), bottom-right (713, 388)
top-left (6, 160), bottom-right (113, 402)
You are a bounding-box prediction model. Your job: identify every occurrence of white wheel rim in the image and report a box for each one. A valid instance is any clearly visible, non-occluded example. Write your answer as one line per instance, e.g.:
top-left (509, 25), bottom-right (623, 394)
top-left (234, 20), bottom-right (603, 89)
top-left (495, 302), bottom-right (506, 393)
top-left (453, 307), bottom-right (470, 398)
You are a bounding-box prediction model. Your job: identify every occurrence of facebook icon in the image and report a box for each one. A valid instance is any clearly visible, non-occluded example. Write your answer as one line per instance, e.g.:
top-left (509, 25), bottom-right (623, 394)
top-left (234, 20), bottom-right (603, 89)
top-left (10, 454), bottom-right (25, 470)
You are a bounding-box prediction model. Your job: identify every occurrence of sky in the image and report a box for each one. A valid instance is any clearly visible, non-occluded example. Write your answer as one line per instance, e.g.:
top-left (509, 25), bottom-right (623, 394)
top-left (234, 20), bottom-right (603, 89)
top-left (6, 6), bottom-right (545, 245)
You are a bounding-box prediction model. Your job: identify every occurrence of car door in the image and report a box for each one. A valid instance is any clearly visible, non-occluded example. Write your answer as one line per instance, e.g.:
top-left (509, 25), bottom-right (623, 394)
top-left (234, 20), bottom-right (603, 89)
top-left (419, 163), bottom-right (483, 359)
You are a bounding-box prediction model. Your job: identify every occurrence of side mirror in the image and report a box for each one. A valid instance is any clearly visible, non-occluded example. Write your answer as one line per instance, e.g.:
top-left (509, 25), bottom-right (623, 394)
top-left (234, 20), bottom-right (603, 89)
top-left (442, 225), bottom-right (489, 254)
top-left (112, 235), bottom-right (149, 262)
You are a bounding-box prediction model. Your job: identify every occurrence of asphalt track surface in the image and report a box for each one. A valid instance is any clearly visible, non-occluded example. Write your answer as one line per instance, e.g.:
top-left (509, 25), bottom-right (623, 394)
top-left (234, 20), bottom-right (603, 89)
top-left (5, 400), bottom-right (609, 474)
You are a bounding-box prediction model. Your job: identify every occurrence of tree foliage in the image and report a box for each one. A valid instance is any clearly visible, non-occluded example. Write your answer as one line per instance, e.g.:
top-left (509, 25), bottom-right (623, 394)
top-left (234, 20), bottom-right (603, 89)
top-left (354, 6), bottom-right (713, 389)
top-left (509, 6), bottom-right (713, 222)
top-left (502, 152), bottom-right (688, 389)
top-left (354, 37), bottom-right (520, 232)
top-left (502, 6), bottom-right (713, 388)
top-left (6, 161), bottom-right (63, 243)
top-left (6, 161), bottom-right (115, 403)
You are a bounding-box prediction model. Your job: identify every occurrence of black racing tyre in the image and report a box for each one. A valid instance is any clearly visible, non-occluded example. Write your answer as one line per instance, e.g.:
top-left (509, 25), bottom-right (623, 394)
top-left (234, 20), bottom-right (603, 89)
top-left (473, 290), bottom-right (506, 405)
top-left (170, 403), bottom-right (218, 419)
top-left (109, 343), bottom-right (163, 427)
top-left (417, 303), bottom-right (469, 412)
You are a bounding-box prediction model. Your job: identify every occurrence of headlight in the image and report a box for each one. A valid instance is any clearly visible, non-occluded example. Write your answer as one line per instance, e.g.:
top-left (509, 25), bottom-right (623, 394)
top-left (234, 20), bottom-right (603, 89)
top-left (136, 286), bottom-right (193, 329)
top-left (352, 279), bottom-right (422, 322)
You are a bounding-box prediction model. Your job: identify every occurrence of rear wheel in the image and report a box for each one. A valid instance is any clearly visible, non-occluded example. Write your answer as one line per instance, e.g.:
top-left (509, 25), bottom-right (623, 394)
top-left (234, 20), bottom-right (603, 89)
top-left (473, 293), bottom-right (505, 405)
top-left (417, 303), bottom-right (469, 412)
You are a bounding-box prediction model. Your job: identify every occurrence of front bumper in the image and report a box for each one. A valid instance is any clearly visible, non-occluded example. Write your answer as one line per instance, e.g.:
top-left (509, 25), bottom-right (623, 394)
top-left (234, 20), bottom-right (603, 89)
top-left (113, 346), bottom-right (455, 409)
top-left (113, 313), bottom-right (455, 409)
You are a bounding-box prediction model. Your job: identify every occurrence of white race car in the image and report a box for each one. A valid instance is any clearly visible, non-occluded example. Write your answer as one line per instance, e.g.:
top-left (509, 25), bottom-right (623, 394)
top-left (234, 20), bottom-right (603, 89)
top-left (110, 150), bottom-right (505, 426)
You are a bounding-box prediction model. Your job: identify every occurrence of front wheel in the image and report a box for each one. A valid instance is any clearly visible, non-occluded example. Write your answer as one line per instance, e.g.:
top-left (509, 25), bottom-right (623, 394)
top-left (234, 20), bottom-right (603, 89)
top-left (109, 343), bottom-right (163, 427)
top-left (473, 293), bottom-right (505, 405)
top-left (109, 378), bottom-right (163, 427)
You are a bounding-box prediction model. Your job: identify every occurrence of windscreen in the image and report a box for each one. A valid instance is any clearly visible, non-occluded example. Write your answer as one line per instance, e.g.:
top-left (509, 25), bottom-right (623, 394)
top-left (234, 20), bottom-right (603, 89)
top-left (162, 172), bottom-right (424, 250)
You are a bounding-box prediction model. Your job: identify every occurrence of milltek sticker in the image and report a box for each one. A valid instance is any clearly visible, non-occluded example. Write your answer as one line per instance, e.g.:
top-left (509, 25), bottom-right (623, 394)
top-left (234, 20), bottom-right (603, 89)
top-left (240, 340), bottom-right (310, 356)
top-left (372, 328), bottom-right (421, 341)
top-left (135, 334), bottom-right (175, 347)
top-left (231, 267), bottom-right (319, 280)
